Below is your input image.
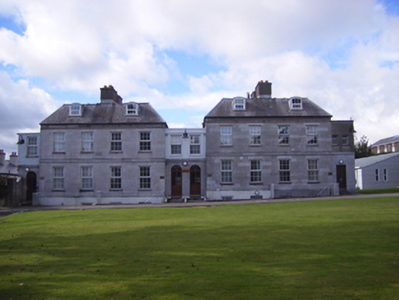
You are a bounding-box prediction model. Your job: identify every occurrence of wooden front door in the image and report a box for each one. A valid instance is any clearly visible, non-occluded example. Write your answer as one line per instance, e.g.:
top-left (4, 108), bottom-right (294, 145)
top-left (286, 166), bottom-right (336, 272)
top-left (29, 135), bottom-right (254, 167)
top-left (171, 166), bottom-right (182, 197)
top-left (336, 165), bottom-right (347, 190)
top-left (190, 165), bottom-right (201, 197)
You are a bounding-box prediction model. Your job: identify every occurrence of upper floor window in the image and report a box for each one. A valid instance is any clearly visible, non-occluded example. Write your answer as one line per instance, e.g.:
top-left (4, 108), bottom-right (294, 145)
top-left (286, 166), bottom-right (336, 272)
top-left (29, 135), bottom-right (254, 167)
top-left (232, 97), bottom-right (246, 110)
top-left (249, 125), bottom-right (261, 145)
top-left (190, 135), bottom-right (200, 154)
top-left (332, 135), bottom-right (339, 146)
top-left (82, 132), bottom-right (93, 152)
top-left (126, 102), bottom-right (138, 115)
top-left (306, 125), bottom-right (318, 145)
top-left (53, 132), bottom-right (65, 153)
top-left (278, 125), bottom-right (290, 145)
top-left (220, 126), bottom-right (232, 146)
top-left (342, 135), bottom-right (349, 146)
top-left (140, 132), bottom-right (151, 151)
top-left (27, 136), bottom-right (38, 157)
top-left (70, 104), bottom-right (82, 116)
top-left (111, 132), bottom-right (122, 152)
top-left (289, 98), bottom-right (302, 110)
top-left (171, 135), bottom-right (182, 154)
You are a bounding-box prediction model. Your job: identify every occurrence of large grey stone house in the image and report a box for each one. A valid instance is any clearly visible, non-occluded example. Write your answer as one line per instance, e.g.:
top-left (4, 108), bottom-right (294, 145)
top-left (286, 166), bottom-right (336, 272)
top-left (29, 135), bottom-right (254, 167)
top-left (31, 81), bottom-right (355, 205)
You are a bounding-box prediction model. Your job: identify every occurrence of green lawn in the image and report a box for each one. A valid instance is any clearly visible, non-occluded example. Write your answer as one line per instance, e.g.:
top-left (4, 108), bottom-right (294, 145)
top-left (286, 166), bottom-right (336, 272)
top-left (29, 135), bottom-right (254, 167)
top-left (0, 198), bottom-right (398, 299)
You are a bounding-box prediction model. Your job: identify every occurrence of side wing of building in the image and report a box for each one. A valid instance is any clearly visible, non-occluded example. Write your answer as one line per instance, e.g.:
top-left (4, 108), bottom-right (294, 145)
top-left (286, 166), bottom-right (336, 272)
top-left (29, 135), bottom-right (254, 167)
top-left (38, 86), bottom-right (167, 205)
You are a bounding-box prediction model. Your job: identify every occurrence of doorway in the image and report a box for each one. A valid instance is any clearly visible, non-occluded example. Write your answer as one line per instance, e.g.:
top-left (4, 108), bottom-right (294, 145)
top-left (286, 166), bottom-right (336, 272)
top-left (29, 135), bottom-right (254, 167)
top-left (190, 165), bottom-right (201, 198)
top-left (26, 171), bottom-right (37, 203)
top-left (336, 165), bottom-right (347, 191)
top-left (171, 166), bottom-right (182, 197)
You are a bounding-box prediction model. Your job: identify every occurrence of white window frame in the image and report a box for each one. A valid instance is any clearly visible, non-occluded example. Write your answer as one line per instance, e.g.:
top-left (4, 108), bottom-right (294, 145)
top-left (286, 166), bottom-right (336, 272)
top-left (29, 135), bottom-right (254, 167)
top-left (126, 102), bottom-right (138, 115)
top-left (279, 159), bottom-right (291, 182)
top-left (249, 125), bottom-right (261, 145)
top-left (190, 135), bottom-right (200, 154)
top-left (81, 166), bottom-right (93, 190)
top-left (110, 132), bottom-right (122, 152)
top-left (306, 125), bottom-right (318, 145)
top-left (140, 166), bottom-right (151, 189)
top-left (171, 135), bottom-right (182, 155)
top-left (110, 166), bottom-right (122, 190)
top-left (232, 97), bottom-right (246, 110)
top-left (332, 135), bottom-right (339, 146)
top-left (69, 104), bottom-right (82, 116)
top-left (250, 160), bottom-right (262, 183)
top-left (27, 136), bottom-right (38, 157)
top-left (140, 132), bottom-right (151, 151)
top-left (289, 98), bottom-right (302, 110)
top-left (278, 125), bottom-right (290, 145)
top-left (53, 132), bottom-right (65, 153)
top-left (221, 160), bottom-right (233, 184)
top-left (307, 159), bottom-right (319, 182)
top-left (53, 166), bottom-right (64, 190)
top-left (82, 132), bottom-right (93, 152)
top-left (220, 126), bottom-right (232, 146)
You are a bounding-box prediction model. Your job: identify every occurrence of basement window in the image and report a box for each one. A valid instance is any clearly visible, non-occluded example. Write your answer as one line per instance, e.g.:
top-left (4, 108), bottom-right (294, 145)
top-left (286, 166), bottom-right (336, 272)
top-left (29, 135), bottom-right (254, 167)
top-left (289, 98), bottom-right (302, 110)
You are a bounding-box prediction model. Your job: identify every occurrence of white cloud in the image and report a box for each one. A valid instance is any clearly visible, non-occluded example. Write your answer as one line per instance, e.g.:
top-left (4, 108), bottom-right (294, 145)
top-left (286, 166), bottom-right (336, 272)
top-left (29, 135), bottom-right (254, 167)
top-left (0, 71), bottom-right (60, 155)
top-left (0, 0), bottom-right (398, 147)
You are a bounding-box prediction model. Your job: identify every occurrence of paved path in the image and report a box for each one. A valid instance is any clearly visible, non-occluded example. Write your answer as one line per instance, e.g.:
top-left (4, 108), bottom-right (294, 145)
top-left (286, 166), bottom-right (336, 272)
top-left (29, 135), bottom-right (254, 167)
top-left (1, 193), bottom-right (399, 218)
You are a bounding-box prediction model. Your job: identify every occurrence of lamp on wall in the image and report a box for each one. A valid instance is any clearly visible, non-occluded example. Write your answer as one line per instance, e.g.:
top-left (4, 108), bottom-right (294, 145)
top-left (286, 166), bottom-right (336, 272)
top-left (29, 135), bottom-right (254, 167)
top-left (182, 161), bottom-right (188, 166)
top-left (339, 159), bottom-right (344, 164)
top-left (182, 130), bottom-right (189, 139)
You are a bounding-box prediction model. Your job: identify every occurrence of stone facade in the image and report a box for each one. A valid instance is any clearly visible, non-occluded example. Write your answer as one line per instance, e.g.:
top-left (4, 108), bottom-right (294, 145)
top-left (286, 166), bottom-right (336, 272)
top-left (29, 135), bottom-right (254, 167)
top-left (32, 82), bottom-right (355, 205)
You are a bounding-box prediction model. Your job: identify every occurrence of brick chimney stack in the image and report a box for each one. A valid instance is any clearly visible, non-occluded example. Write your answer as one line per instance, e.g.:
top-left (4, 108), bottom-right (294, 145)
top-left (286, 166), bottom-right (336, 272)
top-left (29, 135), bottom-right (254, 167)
top-left (251, 80), bottom-right (272, 99)
top-left (10, 152), bottom-right (18, 166)
top-left (100, 85), bottom-right (123, 104)
top-left (0, 149), bottom-right (5, 165)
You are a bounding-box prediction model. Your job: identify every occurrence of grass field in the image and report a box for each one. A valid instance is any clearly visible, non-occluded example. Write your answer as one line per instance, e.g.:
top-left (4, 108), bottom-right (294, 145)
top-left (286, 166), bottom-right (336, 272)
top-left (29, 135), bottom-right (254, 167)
top-left (0, 197), bottom-right (398, 299)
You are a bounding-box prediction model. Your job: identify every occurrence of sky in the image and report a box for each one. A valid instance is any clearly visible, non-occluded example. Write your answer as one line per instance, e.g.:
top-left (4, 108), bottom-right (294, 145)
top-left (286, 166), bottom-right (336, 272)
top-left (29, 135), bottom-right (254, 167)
top-left (0, 0), bottom-right (398, 157)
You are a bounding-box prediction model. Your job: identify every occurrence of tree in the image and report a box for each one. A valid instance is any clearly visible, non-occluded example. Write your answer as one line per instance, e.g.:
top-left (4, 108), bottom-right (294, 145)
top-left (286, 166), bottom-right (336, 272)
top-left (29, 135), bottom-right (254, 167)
top-left (355, 135), bottom-right (373, 158)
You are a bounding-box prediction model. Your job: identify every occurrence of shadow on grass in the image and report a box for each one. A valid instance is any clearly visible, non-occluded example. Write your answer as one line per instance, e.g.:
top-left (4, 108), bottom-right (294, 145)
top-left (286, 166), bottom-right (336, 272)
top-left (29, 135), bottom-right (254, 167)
top-left (0, 199), bottom-right (398, 299)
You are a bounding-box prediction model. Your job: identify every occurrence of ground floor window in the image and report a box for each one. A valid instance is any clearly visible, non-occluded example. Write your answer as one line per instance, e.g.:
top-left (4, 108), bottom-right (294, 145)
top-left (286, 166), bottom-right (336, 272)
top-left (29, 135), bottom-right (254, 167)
top-left (53, 167), bottom-right (64, 190)
top-left (140, 166), bottom-right (151, 189)
top-left (250, 160), bottom-right (261, 183)
top-left (221, 160), bottom-right (232, 183)
top-left (307, 159), bottom-right (319, 182)
top-left (110, 166), bottom-right (122, 189)
top-left (279, 159), bottom-right (290, 182)
top-left (375, 169), bottom-right (380, 182)
top-left (383, 169), bottom-right (388, 181)
top-left (81, 166), bottom-right (93, 190)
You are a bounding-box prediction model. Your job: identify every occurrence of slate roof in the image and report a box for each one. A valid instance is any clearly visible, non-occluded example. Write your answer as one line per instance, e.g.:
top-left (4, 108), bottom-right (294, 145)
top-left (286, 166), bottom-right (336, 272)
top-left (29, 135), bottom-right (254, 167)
top-left (41, 102), bottom-right (167, 126)
top-left (372, 135), bottom-right (399, 146)
top-left (204, 97), bottom-right (332, 119)
top-left (355, 152), bottom-right (399, 168)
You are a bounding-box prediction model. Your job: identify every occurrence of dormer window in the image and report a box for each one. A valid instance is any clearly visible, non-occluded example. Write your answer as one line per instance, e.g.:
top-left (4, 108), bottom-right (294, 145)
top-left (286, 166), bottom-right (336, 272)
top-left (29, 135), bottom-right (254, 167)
top-left (232, 97), bottom-right (246, 110)
top-left (70, 104), bottom-right (82, 116)
top-left (289, 98), bottom-right (302, 110)
top-left (126, 102), bottom-right (138, 115)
